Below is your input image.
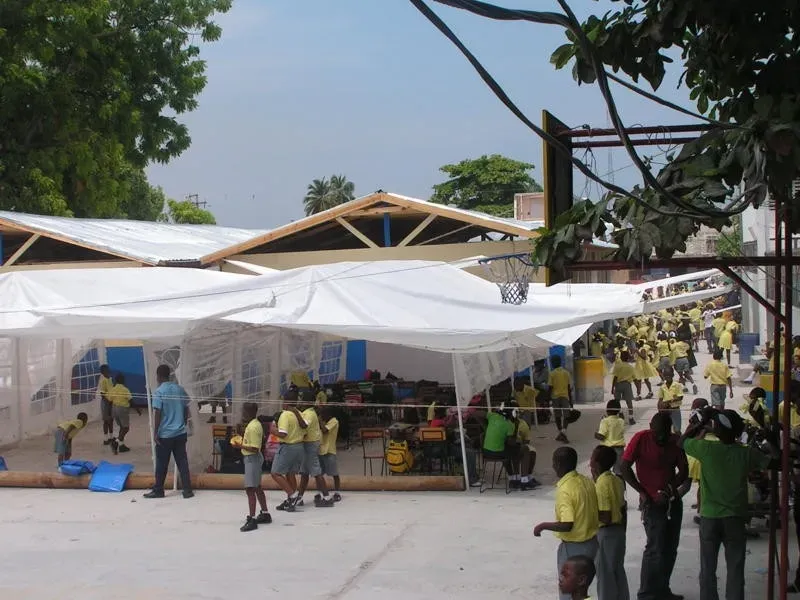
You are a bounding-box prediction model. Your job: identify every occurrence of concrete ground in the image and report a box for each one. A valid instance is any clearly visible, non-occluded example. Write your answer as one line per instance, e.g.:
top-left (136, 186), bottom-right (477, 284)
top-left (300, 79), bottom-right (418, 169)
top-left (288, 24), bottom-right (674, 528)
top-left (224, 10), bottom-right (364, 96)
top-left (0, 345), bottom-right (788, 599)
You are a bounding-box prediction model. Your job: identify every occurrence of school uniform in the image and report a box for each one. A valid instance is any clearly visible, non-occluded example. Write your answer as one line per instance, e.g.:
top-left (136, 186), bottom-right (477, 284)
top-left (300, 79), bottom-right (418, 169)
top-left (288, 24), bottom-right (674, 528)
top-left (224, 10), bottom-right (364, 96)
top-left (595, 470), bottom-right (630, 600)
top-left (554, 471), bottom-right (600, 600)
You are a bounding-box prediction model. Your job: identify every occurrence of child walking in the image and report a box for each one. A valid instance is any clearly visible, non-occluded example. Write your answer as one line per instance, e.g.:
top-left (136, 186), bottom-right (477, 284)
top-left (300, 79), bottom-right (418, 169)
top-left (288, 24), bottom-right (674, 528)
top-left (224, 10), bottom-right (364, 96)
top-left (233, 402), bottom-right (272, 532)
top-left (591, 445), bottom-right (630, 600)
top-left (54, 412), bottom-right (88, 467)
top-left (594, 400), bottom-right (626, 473)
top-left (318, 406), bottom-right (342, 501)
top-left (534, 447), bottom-right (599, 600)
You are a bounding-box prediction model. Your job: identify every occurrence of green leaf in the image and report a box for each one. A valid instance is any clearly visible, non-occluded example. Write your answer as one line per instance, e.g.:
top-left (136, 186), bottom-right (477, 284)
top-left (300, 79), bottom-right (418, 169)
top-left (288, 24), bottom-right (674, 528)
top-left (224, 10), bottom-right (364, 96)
top-left (550, 44), bottom-right (576, 70)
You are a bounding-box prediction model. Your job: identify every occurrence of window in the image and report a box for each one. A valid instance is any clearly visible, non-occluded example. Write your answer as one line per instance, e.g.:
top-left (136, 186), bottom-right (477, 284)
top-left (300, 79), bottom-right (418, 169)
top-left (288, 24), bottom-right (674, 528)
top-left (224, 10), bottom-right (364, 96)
top-left (31, 380), bottom-right (57, 415)
top-left (71, 347), bottom-right (101, 406)
top-left (318, 341), bottom-right (344, 385)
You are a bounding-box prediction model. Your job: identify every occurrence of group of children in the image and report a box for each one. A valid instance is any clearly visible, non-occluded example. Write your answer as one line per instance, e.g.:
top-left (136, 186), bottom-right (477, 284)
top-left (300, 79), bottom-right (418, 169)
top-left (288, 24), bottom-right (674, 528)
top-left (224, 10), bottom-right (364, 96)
top-left (53, 364), bottom-right (135, 466)
top-left (231, 394), bottom-right (342, 532)
top-left (534, 444), bottom-right (628, 600)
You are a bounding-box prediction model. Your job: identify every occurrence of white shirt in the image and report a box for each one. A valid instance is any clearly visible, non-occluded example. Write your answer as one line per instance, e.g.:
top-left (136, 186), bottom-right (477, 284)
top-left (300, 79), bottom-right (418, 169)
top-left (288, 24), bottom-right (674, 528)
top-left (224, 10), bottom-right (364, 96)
top-left (703, 310), bottom-right (715, 328)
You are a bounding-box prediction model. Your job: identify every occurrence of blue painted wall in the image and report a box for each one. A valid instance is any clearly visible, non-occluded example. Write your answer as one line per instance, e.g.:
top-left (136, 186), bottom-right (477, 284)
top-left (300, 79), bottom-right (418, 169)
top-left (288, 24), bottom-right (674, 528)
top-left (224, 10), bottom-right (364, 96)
top-left (346, 340), bottom-right (367, 381)
top-left (106, 346), bottom-right (147, 406)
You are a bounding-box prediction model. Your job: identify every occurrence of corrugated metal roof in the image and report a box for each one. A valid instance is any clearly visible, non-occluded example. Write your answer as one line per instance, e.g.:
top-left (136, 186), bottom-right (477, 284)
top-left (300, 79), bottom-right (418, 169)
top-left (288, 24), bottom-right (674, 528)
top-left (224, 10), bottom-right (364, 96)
top-left (0, 211), bottom-right (270, 266)
top-left (385, 193), bottom-right (542, 232)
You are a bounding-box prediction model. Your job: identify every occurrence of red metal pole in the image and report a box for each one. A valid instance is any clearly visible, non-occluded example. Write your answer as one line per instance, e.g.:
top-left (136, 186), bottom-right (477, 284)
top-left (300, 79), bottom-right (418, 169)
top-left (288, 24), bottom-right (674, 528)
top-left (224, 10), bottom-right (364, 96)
top-left (769, 203), bottom-right (782, 600)
top-left (780, 197), bottom-right (793, 600)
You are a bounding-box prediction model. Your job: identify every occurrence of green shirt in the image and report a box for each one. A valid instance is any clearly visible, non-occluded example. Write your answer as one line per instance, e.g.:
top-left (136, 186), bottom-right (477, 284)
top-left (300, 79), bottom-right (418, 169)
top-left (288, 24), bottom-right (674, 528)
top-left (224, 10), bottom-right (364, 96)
top-left (684, 438), bottom-right (770, 518)
top-left (483, 412), bottom-right (514, 452)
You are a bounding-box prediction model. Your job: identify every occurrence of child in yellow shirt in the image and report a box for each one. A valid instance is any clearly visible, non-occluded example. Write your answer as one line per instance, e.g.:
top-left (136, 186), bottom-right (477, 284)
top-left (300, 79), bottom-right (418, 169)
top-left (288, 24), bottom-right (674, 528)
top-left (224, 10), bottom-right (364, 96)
top-left (231, 402), bottom-right (272, 532)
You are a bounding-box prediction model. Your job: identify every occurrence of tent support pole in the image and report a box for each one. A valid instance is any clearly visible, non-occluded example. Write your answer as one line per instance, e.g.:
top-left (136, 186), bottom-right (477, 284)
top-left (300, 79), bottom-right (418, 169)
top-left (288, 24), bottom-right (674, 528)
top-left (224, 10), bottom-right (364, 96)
top-left (142, 347), bottom-right (156, 472)
top-left (485, 387), bottom-right (492, 410)
top-left (452, 354), bottom-right (472, 492)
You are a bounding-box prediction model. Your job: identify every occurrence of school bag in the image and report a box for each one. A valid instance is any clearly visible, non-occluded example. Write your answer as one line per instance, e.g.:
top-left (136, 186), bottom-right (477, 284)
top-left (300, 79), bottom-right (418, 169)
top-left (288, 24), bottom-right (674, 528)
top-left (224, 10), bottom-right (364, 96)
top-left (385, 440), bottom-right (414, 474)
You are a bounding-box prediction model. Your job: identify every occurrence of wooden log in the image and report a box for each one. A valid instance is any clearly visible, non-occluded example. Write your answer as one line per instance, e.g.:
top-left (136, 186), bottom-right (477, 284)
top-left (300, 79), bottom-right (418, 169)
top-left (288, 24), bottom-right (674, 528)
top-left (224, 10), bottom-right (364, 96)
top-left (0, 471), bottom-right (465, 492)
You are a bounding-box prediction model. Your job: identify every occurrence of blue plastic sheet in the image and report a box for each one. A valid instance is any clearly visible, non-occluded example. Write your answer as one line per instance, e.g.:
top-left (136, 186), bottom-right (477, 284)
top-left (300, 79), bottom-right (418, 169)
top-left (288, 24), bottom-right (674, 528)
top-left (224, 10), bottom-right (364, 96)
top-left (88, 461), bottom-right (134, 492)
top-left (59, 460), bottom-right (96, 476)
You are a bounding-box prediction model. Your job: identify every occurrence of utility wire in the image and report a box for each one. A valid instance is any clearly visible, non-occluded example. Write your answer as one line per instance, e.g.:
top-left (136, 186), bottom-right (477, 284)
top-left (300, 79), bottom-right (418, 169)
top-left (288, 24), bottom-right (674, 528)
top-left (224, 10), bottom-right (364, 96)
top-left (421, 0), bottom-right (762, 220)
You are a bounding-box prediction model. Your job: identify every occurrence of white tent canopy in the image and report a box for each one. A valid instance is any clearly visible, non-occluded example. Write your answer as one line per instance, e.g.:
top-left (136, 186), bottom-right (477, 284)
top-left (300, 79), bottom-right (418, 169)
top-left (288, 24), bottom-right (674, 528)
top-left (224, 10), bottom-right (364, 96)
top-left (0, 260), bottom-right (731, 485)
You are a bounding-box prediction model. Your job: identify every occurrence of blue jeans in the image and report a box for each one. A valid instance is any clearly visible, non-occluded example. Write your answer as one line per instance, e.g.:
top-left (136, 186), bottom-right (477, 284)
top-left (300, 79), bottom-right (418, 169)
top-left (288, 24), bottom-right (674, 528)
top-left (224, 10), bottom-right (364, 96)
top-left (153, 433), bottom-right (192, 493)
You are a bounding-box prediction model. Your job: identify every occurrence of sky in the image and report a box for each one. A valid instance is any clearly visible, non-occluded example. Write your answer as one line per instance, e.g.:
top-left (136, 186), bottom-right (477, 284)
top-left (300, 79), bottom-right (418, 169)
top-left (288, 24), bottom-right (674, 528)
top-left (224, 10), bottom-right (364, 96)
top-left (147, 0), bottom-right (699, 229)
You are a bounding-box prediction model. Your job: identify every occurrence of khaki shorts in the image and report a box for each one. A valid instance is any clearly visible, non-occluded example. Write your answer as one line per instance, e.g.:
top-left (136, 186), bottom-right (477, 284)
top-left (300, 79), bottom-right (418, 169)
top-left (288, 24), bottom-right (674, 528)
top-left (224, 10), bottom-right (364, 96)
top-left (113, 405), bottom-right (130, 428)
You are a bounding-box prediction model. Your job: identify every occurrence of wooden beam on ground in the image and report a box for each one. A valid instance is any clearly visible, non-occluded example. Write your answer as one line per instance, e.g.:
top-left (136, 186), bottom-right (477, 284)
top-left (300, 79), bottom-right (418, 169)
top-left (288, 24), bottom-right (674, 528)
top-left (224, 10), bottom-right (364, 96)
top-left (335, 217), bottom-right (379, 248)
top-left (1, 234), bottom-right (40, 268)
top-left (0, 471), bottom-right (465, 492)
top-left (398, 214), bottom-right (437, 247)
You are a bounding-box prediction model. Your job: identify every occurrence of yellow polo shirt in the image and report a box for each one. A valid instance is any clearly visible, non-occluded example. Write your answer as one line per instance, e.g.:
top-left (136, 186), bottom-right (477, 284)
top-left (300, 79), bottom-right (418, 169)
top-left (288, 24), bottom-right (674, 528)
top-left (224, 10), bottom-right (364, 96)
top-left (554, 471), bottom-right (599, 542)
top-left (672, 341), bottom-right (689, 359)
top-left (98, 375), bottom-right (113, 399)
top-left (612, 360), bottom-right (635, 383)
top-left (778, 402), bottom-right (800, 429)
top-left (241, 418), bottom-right (264, 456)
top-left (58, 419), bottom-right (86, 440)
top-left (597, 415), bottom-right (625, 447)
top-left (277, 410), bottom-right (304, 444)
top-left (107, 383), bottom-right (132, 408)
top-left (658, 382), bottom-right (684, 409)
top-left (301, 407), bottom-right (322, 443)
top-left (319, 417), bottom-right (339, 455)
top-left (548, 368), bottom-right (572, 399)
top-left (704, 360), bottom-right (732, 385)
top-left (595, 471), bottom-right (625, 526)
top-left (656, 340), bottom-right (671, 358)
top-left (515, 385), bottom-right (538, 410)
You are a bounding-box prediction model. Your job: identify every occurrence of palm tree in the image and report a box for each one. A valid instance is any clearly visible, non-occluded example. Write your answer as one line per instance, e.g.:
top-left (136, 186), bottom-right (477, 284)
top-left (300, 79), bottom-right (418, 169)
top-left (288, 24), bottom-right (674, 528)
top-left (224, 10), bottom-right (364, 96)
top-left (303, 175), bottom-right (356, 215)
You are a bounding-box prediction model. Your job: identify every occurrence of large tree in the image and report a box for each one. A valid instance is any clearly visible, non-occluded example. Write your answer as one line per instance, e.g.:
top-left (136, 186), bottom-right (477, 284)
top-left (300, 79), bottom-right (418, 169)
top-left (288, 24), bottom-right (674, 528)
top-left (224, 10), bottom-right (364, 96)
top-left (430, 154), bottom-right (542, 214)
top-left (0, 0), bottom-right (231, 218)
top-left (413, 1), bottom-right (800, 280)
top-left (303, 175), bottom-right (356, 215)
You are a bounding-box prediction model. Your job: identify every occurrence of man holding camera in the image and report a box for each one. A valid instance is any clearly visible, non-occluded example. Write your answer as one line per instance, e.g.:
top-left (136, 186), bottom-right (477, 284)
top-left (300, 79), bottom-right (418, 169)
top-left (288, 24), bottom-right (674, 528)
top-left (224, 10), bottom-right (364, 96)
top-left (681, 408), bottom-right (772, 600)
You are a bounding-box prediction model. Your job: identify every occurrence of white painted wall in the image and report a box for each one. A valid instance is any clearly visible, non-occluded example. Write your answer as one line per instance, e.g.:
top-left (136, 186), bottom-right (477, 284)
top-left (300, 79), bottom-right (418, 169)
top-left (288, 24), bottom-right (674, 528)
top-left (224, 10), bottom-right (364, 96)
top-left (365, 341), bottom-right (454, 383)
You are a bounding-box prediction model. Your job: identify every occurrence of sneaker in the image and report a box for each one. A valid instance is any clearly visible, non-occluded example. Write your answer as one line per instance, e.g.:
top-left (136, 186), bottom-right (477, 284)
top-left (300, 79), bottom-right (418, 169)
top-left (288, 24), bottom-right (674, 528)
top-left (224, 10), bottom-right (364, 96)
top-left (556, 432), bottom-right (569, 444)
top-left (333, 492), bottom-right (342, 502)
top-left (469, 481), bottom-right (481, 488)
top-left (314, 495), bottom-right (335, 507)
top-left (635, 396), bottom-right (642, 401)
top-left (520, 480), bottom-right (541, 491)
top-left (182, 490), bottom-right (194, 499)
top-left (645, 392), bottom-right (654, 399)
top-left (255, 511), bottom-right (272, 524)
top-left (118, 444), bottom-right (130, 453)
top-left (530, 477), bottom-right (542, 487)
top-left (275, 499), bottom-right (289, 511)
top-left (285, 496), bottom-right (297, 513)
top-left (110, 439), bottom-right (119, 455)
top-left (509, 479), bottom-right (522, 490)
top-left (692, 384), bottom-right (698, 395)
top-left (295, 497), bottom-right (304, 507)
top-left (693, 515), bottom-right (701, 525)
top-left (629, 418), bottom-right (636, 426)
top-left (240, 516), bottom-right (258, 532)
top-left (143, 490), bottom-right (165, 499)
top-left (682, 386), bottom-right (689, 393)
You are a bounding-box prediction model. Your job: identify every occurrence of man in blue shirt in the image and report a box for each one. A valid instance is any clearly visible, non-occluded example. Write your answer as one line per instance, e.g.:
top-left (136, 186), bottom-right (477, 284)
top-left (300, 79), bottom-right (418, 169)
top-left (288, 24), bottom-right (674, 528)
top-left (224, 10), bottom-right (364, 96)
top-left (144, 364), bottom-right (194, 499)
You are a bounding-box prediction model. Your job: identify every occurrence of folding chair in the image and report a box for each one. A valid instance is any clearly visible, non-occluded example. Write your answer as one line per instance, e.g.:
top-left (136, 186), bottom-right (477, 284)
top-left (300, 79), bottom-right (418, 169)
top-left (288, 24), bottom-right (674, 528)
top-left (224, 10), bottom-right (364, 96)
top-left (359, 427), bottom-right (386, 476)
top-left (419, 427), bottom-right (451, 474)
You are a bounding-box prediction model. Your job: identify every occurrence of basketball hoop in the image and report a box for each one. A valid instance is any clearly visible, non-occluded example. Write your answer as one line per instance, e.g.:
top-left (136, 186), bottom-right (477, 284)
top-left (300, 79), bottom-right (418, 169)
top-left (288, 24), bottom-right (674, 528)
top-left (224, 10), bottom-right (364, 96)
top-left (479, 253), bottom-right (537, 305)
